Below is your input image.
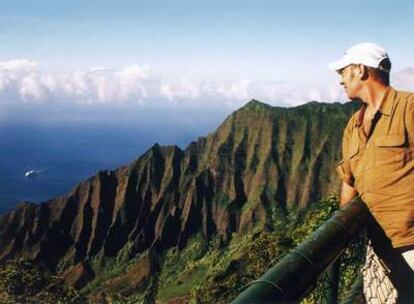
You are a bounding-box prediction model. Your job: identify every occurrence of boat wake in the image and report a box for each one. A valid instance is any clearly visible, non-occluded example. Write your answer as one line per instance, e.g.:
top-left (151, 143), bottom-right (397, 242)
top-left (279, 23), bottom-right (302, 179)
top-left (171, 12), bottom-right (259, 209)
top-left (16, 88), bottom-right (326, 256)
top-left (25, 167), bottom-right (47, 178)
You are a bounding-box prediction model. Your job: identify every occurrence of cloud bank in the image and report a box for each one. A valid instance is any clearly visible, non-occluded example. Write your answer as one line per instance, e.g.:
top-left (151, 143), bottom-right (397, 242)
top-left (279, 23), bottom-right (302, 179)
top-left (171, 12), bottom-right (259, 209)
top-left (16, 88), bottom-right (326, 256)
top-left (0, 59), bottom-right (347, 107)
top-left (0, 59), bottom-right (413, 123)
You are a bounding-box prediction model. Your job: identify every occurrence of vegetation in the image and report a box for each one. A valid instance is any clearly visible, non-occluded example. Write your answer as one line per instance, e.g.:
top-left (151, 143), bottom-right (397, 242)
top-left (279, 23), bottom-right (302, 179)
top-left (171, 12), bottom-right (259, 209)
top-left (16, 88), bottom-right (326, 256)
top-left (154, 195), bottom-right (364, 303)
top-left (0, 259), bottom-right (84, 303)
top-left (0, 196), bottom-right (365, 303)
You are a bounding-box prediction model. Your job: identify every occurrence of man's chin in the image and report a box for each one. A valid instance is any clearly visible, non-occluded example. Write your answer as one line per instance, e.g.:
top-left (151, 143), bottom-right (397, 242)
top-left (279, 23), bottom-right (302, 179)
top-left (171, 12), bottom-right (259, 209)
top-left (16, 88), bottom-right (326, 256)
top-left (345, 93), bottom-right (356, 100)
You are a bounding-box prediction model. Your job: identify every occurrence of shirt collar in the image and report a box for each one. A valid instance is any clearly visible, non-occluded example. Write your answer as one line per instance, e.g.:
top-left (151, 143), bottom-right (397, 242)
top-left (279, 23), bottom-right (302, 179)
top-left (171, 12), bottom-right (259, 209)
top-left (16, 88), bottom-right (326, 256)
top-left (378, 87), bottom-right (395, 116)
top-left (356, 104), bottom-right (366, 127)
top-left (355, 87), bottom-right (395, 127)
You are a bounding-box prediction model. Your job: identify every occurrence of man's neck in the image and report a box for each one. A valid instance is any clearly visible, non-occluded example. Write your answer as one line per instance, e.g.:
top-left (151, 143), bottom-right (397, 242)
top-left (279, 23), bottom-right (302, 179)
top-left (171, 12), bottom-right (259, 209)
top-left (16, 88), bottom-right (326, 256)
top-left (359, 82), bottom-right (389, 114)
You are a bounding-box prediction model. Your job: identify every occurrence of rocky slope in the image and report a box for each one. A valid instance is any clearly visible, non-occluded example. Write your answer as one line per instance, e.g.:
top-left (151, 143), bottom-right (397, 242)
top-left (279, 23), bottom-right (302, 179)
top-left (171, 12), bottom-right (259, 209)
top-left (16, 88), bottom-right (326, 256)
top-left (0, 99), bottom-right (359, 297)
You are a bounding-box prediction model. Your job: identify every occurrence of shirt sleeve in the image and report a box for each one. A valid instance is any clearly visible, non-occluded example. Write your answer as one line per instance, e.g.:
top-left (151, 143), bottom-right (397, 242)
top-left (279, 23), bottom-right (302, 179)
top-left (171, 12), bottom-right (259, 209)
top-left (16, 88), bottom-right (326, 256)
top-left (336, 116), bottom-right (355, 187)
top-left (404, 94), bottom-right (414, 143)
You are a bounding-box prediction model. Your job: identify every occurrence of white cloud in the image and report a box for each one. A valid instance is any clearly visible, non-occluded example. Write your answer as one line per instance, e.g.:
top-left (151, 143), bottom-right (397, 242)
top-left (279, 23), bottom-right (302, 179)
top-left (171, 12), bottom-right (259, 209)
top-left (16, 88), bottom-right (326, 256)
top-left (393, 68), bottom-right (414, 91)
top-left (115, 65), bottom-right (149, 101)
top-left (0, 60), bottom-right (151, 105)
top-left (160, 78), bottom-right (201, 100)
top-left (0, 59), bottom-right (37, 74)
top-left (0, 59), bottom-right (324, 107)
top-left (20, 75), bottom-right (45, 101)
top-left (0, 60), bottom-right (36, 92)
top-left (0, 59), bottom-right (413, 110)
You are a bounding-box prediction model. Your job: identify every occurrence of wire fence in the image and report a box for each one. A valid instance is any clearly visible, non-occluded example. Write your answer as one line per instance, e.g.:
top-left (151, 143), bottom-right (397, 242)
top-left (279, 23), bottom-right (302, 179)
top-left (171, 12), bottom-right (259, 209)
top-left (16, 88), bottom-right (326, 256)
top-left (361, 241), bottom-right (397, 304)
top-left (302, 235), bottom-right (399, 304)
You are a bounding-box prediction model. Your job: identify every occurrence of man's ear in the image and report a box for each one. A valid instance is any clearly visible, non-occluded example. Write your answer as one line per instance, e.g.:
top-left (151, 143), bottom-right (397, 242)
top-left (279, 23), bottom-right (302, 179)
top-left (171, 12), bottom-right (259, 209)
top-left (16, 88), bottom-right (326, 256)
top-left (359, 64), bottom-right (369, 81)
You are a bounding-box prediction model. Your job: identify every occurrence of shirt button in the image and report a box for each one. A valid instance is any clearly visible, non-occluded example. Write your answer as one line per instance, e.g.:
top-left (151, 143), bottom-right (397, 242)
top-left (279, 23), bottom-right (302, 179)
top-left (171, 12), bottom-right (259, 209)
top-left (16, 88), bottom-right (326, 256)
top-left (365, 165), bottom-right (369, 170)
top-left (367, 144), bottom-right (370, 148)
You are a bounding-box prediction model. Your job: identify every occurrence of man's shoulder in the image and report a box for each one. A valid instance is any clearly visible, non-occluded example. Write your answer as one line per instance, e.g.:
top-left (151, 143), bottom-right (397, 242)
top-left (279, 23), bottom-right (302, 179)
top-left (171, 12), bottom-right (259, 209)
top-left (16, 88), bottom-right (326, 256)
top-left (393, 88), bottom-right (414, 118)
top-left (393, 88), bottom-right (414, 101)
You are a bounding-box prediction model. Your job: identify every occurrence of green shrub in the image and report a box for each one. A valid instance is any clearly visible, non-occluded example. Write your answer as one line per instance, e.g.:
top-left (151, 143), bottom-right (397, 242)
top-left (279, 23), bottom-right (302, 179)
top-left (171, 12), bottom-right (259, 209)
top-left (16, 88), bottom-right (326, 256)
top-left (0, 258), bottom-right (83, 303)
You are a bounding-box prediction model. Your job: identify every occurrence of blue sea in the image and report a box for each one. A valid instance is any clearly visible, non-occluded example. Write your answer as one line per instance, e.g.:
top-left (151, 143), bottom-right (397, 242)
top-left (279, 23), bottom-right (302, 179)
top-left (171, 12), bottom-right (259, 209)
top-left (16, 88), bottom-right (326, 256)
top-left (0, 121), bottom-right (211, 215)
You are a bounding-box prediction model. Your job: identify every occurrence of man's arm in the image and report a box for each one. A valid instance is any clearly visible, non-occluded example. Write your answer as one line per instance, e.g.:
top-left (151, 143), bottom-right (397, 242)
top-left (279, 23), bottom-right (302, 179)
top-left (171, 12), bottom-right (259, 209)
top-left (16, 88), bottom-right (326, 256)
top-left (337, 114), bottom-right (358, 207)
top-left (339, 181), bottom-right (358, 207)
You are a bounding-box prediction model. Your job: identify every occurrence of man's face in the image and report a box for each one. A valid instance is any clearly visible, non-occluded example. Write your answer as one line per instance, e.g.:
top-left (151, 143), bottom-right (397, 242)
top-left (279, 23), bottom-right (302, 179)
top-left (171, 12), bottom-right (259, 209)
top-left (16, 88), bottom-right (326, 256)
top-left (338, 65), bottom-right (362, 100)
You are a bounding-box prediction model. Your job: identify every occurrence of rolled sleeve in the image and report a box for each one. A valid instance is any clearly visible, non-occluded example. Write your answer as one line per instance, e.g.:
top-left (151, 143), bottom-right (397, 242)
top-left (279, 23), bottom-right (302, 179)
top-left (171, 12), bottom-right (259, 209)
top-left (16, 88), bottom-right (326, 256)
top-left (337, 115), bottom-right (356, 187)
top-left (336, 159), bottom-right (354, 187)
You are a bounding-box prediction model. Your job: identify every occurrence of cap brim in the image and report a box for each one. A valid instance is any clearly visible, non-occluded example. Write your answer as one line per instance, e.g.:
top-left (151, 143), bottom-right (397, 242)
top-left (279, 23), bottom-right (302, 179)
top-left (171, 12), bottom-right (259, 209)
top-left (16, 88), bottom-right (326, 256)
top-left (328, 59), bottom-right (350, 71)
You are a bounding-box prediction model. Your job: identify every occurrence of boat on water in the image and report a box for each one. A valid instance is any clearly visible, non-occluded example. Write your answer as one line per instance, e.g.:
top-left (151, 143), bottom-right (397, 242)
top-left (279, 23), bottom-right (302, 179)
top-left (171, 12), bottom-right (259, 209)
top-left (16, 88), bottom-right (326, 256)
top-left (25, 170), bottom-right (39, 177)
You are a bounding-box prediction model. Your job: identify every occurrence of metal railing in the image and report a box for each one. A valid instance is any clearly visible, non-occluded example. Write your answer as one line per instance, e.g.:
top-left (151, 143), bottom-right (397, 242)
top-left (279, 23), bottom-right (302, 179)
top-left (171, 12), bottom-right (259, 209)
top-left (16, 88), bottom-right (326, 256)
top-left (231, 200), bottom-right (369, 303)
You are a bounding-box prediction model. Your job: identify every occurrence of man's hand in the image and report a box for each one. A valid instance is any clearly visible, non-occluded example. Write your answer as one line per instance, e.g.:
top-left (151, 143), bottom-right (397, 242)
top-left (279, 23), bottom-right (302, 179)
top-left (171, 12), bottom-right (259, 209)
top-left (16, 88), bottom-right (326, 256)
top-left (339, 181), bottom-right (358, 207)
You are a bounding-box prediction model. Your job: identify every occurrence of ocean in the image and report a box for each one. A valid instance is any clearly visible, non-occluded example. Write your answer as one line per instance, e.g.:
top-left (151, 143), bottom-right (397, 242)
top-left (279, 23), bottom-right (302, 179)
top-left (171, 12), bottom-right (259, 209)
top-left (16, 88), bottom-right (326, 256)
top-left (0, 121), bottom-right (202, 214)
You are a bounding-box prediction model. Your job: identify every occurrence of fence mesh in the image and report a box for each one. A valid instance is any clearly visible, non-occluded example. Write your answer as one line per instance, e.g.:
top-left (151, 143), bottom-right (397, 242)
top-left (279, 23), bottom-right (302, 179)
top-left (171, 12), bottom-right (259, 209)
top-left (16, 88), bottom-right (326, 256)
top-left (302, 235), bottom-right (398, 304)
top-left (361, 240), bottom-right (397, 304)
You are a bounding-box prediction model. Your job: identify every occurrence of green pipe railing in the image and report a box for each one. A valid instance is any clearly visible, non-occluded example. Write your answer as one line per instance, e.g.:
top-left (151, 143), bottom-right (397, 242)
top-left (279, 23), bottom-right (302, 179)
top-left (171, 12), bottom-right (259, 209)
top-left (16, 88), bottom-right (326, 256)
top-left (231, 200), bottom-right (369, 304)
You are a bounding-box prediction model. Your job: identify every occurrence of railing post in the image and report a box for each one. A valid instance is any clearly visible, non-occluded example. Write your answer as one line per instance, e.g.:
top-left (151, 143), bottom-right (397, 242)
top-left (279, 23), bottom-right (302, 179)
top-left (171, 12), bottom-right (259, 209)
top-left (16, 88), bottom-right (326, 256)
top-left (323, 258), bottom-right (340, 303)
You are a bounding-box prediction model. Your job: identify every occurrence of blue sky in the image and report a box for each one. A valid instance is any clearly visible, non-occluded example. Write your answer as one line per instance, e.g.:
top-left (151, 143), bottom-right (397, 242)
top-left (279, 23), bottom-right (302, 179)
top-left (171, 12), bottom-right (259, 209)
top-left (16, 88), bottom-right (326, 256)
top-left (0, 0), bottom-right (414, 123)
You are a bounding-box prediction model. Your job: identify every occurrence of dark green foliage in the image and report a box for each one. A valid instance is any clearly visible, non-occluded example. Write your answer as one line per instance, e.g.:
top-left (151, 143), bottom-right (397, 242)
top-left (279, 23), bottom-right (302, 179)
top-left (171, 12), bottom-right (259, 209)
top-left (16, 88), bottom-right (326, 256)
top-left (46, 195), bottom-right (364, 304)
top-left (290, 194), bottom-right (339, 244)
top-left (192, 231), bottom-right (295, 304)
top-left (189, 195), bottom-right (365, 304)
top-left (0, 259), bottom-right (84, 303)
top-left (0, 199), bottom-right (366, 304)
top-left (157, 234), bottom-right (208, 300)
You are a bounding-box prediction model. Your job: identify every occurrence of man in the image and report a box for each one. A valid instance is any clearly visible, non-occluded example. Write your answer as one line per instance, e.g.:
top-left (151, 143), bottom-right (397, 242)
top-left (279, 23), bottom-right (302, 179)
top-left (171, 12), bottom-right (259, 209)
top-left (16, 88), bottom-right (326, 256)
top-left (329, 42), bottom-right (414, 301)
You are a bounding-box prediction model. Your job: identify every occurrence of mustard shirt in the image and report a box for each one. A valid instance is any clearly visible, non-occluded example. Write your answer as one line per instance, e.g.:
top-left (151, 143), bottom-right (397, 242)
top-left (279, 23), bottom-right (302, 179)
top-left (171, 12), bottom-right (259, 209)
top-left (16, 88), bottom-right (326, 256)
top-left (337, 87), bottom-right (414, 248)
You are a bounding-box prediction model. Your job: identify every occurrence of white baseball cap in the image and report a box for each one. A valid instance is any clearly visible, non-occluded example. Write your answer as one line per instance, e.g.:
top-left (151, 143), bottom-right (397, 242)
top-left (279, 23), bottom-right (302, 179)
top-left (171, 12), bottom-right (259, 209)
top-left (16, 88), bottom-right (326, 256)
top-left (329, 42), bottom-right (390, 72)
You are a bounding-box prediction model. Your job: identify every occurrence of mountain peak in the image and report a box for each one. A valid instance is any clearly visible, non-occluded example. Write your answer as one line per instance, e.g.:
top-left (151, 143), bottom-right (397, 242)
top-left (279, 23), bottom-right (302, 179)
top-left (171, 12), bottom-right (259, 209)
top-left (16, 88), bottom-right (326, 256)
top-left (243, 99), bottom-right (272, 110)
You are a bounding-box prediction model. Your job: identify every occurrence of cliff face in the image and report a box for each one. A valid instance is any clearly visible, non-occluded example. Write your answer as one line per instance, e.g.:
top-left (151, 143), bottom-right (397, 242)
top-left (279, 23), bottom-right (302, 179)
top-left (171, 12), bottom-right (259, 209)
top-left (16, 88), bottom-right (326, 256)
top-left (0, 99), bottom-right (358, 272)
